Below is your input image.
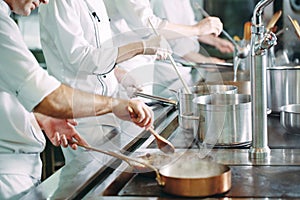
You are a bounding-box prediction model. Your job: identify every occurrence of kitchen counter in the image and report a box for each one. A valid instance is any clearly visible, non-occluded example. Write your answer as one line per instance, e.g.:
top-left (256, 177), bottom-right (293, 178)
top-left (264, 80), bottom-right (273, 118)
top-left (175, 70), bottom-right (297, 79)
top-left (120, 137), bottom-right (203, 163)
top-left (22, 71), bottom-right (300, 200)
top-left (22, 103), bottom-right (300, 199)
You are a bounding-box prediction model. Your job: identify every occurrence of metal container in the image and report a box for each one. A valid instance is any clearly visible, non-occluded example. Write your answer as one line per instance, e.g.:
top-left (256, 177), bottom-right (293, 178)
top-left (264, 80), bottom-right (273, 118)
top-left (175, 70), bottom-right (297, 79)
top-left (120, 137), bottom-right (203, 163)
top-left (139, 152), bottom-right (231, 197)
top-left (280, 104), bottom-right (300, 134)
top-left (267, 64), bottom-right (300, 113)
top-left (193, 94), bottom-right (252, 146)
top-left (178, 85), bottom-right (237, 130)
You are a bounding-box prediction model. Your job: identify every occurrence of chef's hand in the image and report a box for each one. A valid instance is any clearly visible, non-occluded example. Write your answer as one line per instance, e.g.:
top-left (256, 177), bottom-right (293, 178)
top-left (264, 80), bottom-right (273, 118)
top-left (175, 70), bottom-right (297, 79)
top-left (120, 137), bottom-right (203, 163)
top-left (143, 35), bottom-right (172, 59)
top-left (114, 66), bottom-right (142, 98)
top-left (194, 17), bottom-right (223, 37)
top-left (213, 38), bottom-right (235, 53)
top-left (34, 113), bottom-right (89, 150)
top-left (112, 99), bottom-right (153, 129)
top-left (198, 35), bottom-right (234, 54)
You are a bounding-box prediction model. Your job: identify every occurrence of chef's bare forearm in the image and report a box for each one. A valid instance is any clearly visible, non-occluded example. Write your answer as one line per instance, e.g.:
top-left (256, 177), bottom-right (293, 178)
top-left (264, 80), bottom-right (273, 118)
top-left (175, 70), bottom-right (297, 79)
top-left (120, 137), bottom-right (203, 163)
top-left (33, 84), bottom-right (119, 119)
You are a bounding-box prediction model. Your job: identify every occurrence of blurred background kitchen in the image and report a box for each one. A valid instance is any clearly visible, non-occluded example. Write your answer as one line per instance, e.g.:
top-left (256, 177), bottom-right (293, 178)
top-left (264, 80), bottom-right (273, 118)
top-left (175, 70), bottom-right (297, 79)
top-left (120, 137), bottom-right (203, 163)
top-left (16, 0), bottom-right (300, 67)
top-left (13, 0), bottom-right (300, 180)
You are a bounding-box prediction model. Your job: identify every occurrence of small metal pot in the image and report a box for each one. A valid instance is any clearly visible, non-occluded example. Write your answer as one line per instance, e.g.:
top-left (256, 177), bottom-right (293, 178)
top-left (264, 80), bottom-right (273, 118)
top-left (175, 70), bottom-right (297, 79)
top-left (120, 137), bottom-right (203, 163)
top-left (193, 94), bottom-right (252, 146)
top-left (280, 104), bottom-right (300, 134)
top-left (178, 85), bottom-right (237, 130)
top-left (267, 64), bottom-right (300, 113)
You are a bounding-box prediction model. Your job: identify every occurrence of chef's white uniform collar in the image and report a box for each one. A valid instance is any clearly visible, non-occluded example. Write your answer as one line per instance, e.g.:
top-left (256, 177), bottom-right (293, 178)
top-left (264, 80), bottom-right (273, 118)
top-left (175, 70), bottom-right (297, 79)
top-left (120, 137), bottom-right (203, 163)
top-left (0, 0), bottom-right (12, 16)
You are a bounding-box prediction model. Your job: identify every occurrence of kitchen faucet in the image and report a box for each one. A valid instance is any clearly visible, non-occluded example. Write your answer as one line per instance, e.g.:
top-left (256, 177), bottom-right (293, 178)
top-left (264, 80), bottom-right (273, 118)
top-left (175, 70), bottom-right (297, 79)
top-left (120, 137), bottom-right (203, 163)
top-left (249, 0), bottom-right (277, 159)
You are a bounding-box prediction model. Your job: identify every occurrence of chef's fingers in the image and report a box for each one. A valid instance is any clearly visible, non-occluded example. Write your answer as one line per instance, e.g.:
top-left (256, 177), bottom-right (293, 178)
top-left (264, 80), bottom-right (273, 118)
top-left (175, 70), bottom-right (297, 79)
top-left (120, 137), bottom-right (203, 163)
top-left (138, 106), bottom-right (153, 128)
top-left (52, 131), bottom-right (60, 146)
top-left (129, 105), bottom-right (153, 128)
top-left (60, 134), bottom-right (68, 148)
top-left (70, 134), bottom-right (89, 150)
top-left (66, 119), bottom-right (78, 126)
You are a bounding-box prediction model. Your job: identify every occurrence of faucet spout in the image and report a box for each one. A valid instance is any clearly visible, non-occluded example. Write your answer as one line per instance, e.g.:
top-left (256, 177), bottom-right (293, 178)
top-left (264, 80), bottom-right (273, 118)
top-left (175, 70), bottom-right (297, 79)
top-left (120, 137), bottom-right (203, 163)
top-left (253, 0), bottom-right (274, 25)
top-left (249, 0), bottom-right (275, 159)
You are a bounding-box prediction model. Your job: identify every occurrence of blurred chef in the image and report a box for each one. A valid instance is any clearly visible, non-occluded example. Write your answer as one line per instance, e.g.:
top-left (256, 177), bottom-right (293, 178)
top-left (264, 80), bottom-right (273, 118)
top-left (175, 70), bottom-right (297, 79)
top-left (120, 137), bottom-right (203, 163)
top-left (151, 0), bottom-right (234, 64)
top-left (0, 0), bottom-right (154, 199)
top-left (38, 0), bottom-right (170, 163)
top-left (103, 0), bottom-right (226, 93)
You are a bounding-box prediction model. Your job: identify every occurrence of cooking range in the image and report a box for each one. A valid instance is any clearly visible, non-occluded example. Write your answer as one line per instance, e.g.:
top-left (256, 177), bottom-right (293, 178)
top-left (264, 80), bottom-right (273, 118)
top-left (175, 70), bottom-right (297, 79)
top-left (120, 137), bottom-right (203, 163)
top-left (22, 99), bottom-right (300, 199)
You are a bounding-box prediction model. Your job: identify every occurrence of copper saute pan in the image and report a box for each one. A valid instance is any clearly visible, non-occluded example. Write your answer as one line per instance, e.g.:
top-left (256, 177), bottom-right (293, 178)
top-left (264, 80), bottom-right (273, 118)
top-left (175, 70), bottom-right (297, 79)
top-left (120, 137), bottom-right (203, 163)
top-left (78, 144), bottom-right (231, 197)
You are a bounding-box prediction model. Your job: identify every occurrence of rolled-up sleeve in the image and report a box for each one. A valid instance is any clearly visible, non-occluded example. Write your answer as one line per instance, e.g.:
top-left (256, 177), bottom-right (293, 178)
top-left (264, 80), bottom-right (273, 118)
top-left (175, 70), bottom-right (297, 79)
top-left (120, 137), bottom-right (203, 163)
top-left (0, 15), bottom-right (61, 111)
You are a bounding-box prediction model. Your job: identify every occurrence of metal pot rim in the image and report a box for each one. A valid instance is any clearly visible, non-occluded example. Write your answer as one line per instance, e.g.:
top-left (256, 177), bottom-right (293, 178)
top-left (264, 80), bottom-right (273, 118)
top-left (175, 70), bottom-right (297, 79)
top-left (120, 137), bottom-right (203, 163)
top-left (267, 65), bottom-right (300, 70)
top-left (280, 104), bottom-right (300, 113)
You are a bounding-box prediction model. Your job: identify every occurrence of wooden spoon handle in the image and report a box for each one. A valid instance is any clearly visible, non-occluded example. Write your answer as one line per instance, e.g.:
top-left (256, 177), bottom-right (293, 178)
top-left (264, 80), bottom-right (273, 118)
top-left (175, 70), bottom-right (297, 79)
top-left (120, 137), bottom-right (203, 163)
top-left (266, 10), bottom-right (282, 30)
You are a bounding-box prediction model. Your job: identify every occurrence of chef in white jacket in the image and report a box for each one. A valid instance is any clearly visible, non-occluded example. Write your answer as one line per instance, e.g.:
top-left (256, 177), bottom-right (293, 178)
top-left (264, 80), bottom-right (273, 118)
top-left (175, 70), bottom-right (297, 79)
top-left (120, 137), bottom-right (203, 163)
top-left (151, 0), bottom-right (234, 64)
top-left (0, 0), bottom-right (155, 198)
top-left (103, 0), bottom-right (225, 94)
top-left (39, 0), bottom-right (169, 162)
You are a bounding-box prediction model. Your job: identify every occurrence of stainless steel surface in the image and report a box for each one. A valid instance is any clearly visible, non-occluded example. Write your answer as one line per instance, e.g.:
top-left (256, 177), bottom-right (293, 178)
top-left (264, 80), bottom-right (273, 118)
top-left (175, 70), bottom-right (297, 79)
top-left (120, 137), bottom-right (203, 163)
top-left (21, 59), bottom-right (300, 199)
top-left (178, 85), bottom-right (237, 130)
top-left (280, 104), bottom-right (300, 134)
top-left (267, 64), bottom-right (300, 113)
top-left (249, 0), bottom-right (275, 159)
top-left (22, 101), bottom-right (300, 199)
top-left (205, 71), bottom-right (251, 95)
top-left (194, 94), bottom-right (252, 146)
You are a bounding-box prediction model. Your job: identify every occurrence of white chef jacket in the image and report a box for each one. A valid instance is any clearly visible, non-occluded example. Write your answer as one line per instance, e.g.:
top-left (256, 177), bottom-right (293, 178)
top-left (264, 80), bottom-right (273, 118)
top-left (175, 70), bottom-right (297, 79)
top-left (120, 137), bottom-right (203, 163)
top-left (103, 0), bottom-right (192, 93)
top-left (151, 0), bottom-right (200, 58)
top-left (39, 0), bottom-right (118, 96)
top-left (39, 0), bottom-right (121, 162)
top-left (0, 1), bottom-right (61, 199)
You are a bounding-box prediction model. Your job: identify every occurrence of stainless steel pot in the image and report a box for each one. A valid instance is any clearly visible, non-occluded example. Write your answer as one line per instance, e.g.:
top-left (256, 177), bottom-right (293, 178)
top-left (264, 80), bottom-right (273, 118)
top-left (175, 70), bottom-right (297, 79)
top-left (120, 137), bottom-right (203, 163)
top-left (267, 64), bottom-right (300, 113)
top-left (178, 85), bottom-right (237, 130)
top-left (193, 94), bottom-right (252, 146)
top-left (280, 104), bottom-right (300, 134)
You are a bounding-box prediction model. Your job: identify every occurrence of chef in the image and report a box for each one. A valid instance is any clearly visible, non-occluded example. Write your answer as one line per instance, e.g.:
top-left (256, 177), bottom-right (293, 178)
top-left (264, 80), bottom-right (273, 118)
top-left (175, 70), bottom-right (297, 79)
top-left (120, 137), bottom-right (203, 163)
top-left (38, 0), bottom-right (170, 163)
top-left (0, 0), bottom-right (154, 199)
top-left (151, 0), bottom-right (234, 64)
top-left (103, 0), bottom-right (225, 94)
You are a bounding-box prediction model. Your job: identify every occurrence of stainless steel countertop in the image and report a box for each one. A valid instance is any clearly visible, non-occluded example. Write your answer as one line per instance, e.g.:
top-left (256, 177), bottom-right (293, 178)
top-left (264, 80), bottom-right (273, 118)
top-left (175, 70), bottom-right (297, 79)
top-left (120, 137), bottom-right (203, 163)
top-left (21, 103), bottom-right (300, 199)
top-left (21, 70), bottom-right (300, 199)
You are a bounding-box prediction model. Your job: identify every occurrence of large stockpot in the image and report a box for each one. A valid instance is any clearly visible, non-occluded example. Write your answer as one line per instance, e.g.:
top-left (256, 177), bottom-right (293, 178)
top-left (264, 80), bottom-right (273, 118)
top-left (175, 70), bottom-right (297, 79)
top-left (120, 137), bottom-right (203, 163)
top-left (267, 64), bottom-right (300, 113)
top-left (178, 85), bottom-right (237, 130)
top-left (193, 94), bottom-right (252, 146)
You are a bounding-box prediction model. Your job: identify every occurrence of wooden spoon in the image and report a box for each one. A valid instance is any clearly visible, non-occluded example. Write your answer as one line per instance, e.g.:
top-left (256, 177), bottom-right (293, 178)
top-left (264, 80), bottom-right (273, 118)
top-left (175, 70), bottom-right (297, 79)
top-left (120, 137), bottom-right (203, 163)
top-left (288, 15), bottom-right (300, 38)
top-left (148, 127), bottom-right (175, 154)
top-left (243, 21), bottom-right (252, 41)
top-left (266, 10), bottom-right (282, 31)
top-left (128, 106), bottom-right (175, 154)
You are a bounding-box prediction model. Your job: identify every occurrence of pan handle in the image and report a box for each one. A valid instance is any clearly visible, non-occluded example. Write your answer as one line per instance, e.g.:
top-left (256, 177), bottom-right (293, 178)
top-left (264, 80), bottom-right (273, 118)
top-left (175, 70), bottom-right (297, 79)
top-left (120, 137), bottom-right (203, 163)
top-left (76, 143), bottom-right (164, 185)
top-left (135, 92), bottom-right (178, 106)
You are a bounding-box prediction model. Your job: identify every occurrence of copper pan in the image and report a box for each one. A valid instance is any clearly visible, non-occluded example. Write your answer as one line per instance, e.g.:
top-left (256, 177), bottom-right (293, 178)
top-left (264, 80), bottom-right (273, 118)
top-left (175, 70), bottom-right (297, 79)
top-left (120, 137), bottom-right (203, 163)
top-left (78, 144), bottom-right (231, 197)
top-left (139, 152), bottom-right (231, 197)
top-left (156, 155), bottom-right (231, 197)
